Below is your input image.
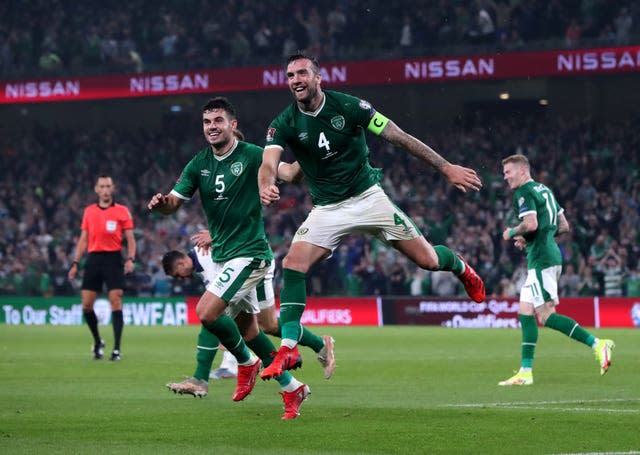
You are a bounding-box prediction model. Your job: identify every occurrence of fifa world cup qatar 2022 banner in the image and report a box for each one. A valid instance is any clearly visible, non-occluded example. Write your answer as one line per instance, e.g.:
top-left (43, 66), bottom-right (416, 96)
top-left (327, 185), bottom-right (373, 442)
top-left (2, 46), bottom-right (640, 104)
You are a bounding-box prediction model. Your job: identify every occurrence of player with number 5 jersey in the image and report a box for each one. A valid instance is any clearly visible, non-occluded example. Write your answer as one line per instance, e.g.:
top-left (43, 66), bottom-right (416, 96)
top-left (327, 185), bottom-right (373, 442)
top-left (148, 97), bottom-right (315, 419)
top-left (258, 53), bottom-right (487, 381)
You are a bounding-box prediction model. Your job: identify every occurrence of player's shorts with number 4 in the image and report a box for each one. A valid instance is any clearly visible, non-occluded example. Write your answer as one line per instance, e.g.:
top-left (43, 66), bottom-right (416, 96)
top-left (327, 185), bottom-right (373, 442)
top-left (292, 184), bottom-right (420, 252)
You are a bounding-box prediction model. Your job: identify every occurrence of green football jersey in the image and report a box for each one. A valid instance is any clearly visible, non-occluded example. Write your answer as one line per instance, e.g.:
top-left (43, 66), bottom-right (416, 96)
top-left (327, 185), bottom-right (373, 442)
top-left (171, 140), bottom-right (273, 263)
top-left (512, 180), bottom-right (564, 268)
top-left (265, 90), bottom-right (382, 205)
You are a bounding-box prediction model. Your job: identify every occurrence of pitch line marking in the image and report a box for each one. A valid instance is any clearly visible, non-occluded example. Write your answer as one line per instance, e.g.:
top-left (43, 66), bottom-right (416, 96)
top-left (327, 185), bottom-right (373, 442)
top-left (549, 452), bottom-right (640, 455)
top-left (499, 406), bottom-right (639, 414)
top-left (443, 397), bottom-right (640, 408)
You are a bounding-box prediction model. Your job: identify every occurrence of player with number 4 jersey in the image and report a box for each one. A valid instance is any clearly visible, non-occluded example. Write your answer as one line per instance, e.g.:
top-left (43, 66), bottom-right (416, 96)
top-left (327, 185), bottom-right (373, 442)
top-left (258, 53), bottom-right (486, 381)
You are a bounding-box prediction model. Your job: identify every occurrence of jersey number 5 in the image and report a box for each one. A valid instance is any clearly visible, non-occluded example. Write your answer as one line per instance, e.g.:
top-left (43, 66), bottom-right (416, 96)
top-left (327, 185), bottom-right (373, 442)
top-left (215, 174), bottom-right (225, 194)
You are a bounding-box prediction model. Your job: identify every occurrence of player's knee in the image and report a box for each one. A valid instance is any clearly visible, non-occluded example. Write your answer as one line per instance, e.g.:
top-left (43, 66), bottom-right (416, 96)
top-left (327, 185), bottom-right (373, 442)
top-left (197, 309), bottom-right (216, 326)
top-left (261, 320), bottom-right (278, 335)
top-left (243, 325), bottom-right (259, 341)
top-left (282, 255), bottom-right (308, 273)
top-left (416, 256), bottom-right (439, 271)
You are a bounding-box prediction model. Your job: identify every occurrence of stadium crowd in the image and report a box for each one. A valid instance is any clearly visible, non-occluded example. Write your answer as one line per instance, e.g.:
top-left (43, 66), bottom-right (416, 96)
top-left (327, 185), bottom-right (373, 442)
top-left (1, 109), bottom-right (638, 299)
top-left (1, 0), bottom-right (638, 77)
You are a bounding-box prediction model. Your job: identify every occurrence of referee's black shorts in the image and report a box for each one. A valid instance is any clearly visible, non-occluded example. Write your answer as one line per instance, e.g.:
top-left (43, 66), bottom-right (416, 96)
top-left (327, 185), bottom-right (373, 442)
top-left (81, 252), bottom-right (125, 292)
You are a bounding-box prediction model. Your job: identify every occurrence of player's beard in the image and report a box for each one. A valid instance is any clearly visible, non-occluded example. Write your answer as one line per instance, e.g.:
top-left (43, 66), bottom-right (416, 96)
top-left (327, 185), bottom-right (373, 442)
top-left (296, 84), bottom-right (319, 109)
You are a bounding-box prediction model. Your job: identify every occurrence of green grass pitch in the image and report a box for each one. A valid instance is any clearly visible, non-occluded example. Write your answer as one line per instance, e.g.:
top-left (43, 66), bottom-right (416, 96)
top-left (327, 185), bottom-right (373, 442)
top-left (1, 325), bottom-right (638, 454)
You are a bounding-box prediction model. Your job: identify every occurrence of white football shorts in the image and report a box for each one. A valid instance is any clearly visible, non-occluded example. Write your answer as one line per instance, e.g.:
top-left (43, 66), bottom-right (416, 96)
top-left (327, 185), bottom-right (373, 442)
top-left (520, 265), bottom-right (562, 307)
top-left (205, 257), bottom-right (274, 318)
top-left (292, 184), bottom-right (420, 252)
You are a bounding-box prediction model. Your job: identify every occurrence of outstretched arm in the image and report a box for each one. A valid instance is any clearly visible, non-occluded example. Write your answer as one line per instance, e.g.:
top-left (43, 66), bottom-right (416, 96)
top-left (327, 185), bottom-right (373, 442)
top-left (147, 193), bottom-right (184, 215)
top-left (379, 120), bottom-right (482, 193)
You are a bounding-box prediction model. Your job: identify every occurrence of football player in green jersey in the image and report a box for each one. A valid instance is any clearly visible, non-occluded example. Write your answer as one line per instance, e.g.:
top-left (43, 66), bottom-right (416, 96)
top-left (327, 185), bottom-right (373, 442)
top-left (498, 154), bottom-right (614, 386)
top-left (148, 97), bottom-right (321, 418)
top-left (258, 53), bottom-right (486, 380)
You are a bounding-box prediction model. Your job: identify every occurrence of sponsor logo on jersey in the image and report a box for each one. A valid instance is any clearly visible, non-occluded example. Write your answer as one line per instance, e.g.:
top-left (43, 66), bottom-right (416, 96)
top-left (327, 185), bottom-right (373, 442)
top-left (230, 162), bottom-right (243, 176)
top-left (359, 99), bottom-right (371, 110)
top-left (330, 115), bottom-right (345, 130)
top-left (298, 132), bottom-right (308, 142)
top-left (266, 127), bottom-right (276, 142)
top-left (200, 169), bottom-right (211, 177)
top-left (518, 197), bottom-right (525, 207)
top-left (296, 227), bottom-right (309, 236)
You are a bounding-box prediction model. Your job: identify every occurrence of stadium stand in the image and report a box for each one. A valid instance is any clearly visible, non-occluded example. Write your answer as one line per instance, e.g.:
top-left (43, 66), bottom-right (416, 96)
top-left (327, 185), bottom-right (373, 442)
top-left (0, 0), bottom-right (638, 77)
top-left (0, 111), bottom-right (638, 297)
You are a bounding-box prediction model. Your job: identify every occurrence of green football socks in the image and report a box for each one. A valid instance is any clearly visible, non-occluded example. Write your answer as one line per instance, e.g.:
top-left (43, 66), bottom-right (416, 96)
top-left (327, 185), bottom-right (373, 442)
top-left (519, 314), bottom-right (538, 369)
top-left (545, 313), bottom-right (595, 347)
top-left (193, 327), bottom-right (219, 381)
top-left (279, 268), bottom-right (307, 343)
top-left (276, 319), bottom-right (324, 353)
top-left (203, 314), bottom-right (251, 364)
top-left (434, 245), bottom-right (464, 275)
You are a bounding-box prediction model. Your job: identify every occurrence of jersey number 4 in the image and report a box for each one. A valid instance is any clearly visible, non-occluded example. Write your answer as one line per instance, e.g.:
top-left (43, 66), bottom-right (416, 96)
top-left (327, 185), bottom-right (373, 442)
top-left (318, 132), bottom-right (330, 151)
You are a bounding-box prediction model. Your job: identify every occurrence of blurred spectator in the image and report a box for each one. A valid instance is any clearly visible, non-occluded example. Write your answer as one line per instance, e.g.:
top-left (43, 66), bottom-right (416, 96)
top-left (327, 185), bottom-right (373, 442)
top-left (399, 15), bottom-right (414, 55)
top-left (430, 271), bottom-right (461, 297)
top-left (577, 265), bottom-right (601, 297)
top-left (559, 263), bottom-right (580, 296)
top-left (614, 6), bottom-right (633, 45)
top-left (565, 18), bottom-right (582, 47)
top-left (596, 248), bottom-right (625, 297)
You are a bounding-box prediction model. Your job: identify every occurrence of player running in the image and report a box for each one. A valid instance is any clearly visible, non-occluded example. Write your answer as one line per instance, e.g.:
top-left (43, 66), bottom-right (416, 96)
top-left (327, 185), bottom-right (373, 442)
top-left (498, 154), bottom-right (614, 386)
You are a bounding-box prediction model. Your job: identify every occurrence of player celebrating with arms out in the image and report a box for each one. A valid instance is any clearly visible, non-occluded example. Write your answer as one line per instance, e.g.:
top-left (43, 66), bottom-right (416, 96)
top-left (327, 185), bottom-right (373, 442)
top-left (498, 154), bottom-right (614, 386)
top-left (258, 53), bottom-right (486, 380)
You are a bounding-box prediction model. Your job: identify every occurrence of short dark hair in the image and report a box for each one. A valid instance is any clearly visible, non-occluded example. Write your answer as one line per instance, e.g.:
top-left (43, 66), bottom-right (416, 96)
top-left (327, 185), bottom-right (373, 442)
top-left (286, 52), bottom-right (320, 74)
top-left (162, 250), bottom-right (186, 275)
top-left (202, 96), bottom-right (237, 119)
top-left (96, 174), bottom-right (112, 183)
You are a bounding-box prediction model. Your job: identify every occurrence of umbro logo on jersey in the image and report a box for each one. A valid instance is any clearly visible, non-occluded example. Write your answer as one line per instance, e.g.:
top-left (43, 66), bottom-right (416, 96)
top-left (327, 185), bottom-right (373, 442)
top-left (298, 132), bottom-right (308, 142)
top-left (230, 162), bottom-right (243, 176)
top-left (201, 169), bottom-right (211, 177)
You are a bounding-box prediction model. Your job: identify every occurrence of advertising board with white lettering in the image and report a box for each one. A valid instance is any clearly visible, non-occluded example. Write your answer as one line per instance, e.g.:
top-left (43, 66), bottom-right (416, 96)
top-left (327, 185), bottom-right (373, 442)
top-left (183, 296), bottom-right (382, 326)
top-left (1, 297), bottom-right (189, 326)
top-left (3, 46), bottom-right (639, 104)
top-left (387, 297), bottom-right (598, 328)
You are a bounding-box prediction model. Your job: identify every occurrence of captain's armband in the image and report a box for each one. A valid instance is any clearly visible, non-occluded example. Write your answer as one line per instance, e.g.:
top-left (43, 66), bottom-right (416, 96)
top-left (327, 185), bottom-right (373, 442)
top-left (367, 112), bottom-right (390, 135)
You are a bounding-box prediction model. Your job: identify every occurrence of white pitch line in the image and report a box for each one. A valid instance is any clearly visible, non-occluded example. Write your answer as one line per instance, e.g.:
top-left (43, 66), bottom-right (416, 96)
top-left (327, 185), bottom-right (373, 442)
top-left (444, 397), bottom-right (640, 408)
top-left (498, 406), bottom-right (639, 414)
top-left (550, 452), bottom-right (640, 455)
